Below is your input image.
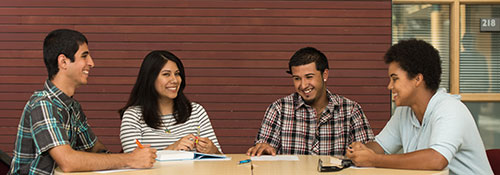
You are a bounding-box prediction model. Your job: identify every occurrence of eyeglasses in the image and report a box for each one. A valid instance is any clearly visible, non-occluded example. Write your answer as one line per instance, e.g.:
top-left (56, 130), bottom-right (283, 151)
top-left (317, 158), bottom-right (353, 172)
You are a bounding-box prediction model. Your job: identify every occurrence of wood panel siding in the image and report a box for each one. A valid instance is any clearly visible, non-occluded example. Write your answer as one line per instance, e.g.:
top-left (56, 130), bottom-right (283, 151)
top-left (0, 0), bottom-right (391, 154)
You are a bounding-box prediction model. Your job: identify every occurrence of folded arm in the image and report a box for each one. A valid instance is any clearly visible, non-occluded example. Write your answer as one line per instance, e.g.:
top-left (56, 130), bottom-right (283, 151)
top-left (346, 141), bottom-right (448, 170)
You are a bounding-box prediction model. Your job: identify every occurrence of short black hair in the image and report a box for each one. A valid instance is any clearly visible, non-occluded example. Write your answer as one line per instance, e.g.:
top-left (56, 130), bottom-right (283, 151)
top-left (287, 47), bottom-right (329, 74)
top-left (43, 29), bottom-right (88, 80)
top-left (384, 39), bottom-right (442, 91)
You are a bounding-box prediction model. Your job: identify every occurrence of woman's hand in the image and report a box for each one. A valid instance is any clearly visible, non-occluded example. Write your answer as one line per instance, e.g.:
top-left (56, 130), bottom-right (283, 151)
top-left (166, 134), bottom-right (196, 151)
top-left (195, 137), bottom-right (220, 154)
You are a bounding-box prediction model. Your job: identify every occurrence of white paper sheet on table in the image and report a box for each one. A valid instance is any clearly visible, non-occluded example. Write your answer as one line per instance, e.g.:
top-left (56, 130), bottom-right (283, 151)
top-left (349, 166), bottom-right (375, 169)
top-left (250, 155), bottom-right (299, 161)
top-left (94, 168), bottom-right (141, 174)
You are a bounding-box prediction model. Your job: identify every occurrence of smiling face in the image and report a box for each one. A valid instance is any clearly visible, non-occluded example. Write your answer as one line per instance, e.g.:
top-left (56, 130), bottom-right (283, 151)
top-left (387, 62), bottom-right (419, 107)
top-left (155, 60), bottom-right (182, 101)
top-left (65, 43), bottom-right (94, 86)
top-left (291, 62), bottom-right (328, 105)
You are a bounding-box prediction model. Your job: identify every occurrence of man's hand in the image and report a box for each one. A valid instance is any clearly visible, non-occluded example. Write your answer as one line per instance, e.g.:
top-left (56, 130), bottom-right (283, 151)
top-left (166, 134), bottom-right (196, 151)
top-left (50, 144), bottom-right (158, 172)
top-left (128, 145), bottom-right (157, 168)
top-left (345, 142), bottom-right (377, 167)
top-left (348, 141), bottom-right (366, 151)
top-left (246, 143), bottom-right (276, 156)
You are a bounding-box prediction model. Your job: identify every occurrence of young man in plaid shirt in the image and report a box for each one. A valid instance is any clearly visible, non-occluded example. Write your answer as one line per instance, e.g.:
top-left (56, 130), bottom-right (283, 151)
top-left (9, 29), bottom-right (157, 175)
top-left (247, 47), bottom-right (374, 156)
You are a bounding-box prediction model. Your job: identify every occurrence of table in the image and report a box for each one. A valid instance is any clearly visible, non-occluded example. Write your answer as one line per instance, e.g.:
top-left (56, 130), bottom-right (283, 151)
top-left (252, 155), bottom-right (448, 175)
top-left (54, 154), bottom-right (448, 175)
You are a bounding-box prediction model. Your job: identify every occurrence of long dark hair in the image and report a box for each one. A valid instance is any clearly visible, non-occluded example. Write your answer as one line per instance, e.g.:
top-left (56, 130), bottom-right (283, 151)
top-left (119, 50), bottom-right (192, 129)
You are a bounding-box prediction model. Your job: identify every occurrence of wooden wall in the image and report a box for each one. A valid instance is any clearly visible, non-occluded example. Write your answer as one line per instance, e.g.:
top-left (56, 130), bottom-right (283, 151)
top-left (0, 0), bottom-right (391, 154)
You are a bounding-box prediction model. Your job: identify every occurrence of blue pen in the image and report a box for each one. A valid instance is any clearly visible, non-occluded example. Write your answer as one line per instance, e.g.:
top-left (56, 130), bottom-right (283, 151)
top-left (238, 159), bottom-right (251, 164)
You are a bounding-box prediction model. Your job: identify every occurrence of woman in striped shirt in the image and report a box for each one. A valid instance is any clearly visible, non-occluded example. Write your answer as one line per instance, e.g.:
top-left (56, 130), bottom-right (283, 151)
top-left (119, 50), bottom-right (221, 154)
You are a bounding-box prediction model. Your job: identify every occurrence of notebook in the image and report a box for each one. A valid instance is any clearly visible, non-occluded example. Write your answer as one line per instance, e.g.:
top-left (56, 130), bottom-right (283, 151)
top-left (156, 150), bottom-right (228, 161)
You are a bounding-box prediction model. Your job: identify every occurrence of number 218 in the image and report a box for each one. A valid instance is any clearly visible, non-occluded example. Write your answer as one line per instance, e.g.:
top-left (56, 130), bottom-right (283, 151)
top-left (482, 19), bottom-right (496, 27)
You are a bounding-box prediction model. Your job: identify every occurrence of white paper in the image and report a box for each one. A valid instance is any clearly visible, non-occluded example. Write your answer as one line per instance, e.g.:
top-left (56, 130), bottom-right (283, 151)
top-left (349, 166), bottom-right (375, 169)
top-left (156, 150), bottom-right (194, 161)
top-left (330, 158), bottom-right (342, 165)
top-left (251, 155), bottom-right (299, 161)
top-left (194, 157), bottom-right (232, 161)
top-left (94, 168), bottom-right (140, 173)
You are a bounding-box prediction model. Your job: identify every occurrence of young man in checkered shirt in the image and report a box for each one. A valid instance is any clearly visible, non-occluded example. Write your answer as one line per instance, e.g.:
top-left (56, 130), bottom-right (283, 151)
top-left (9, 29), bottom-right (157, 175)
top-left (247, 47), bottom-right (374, 156)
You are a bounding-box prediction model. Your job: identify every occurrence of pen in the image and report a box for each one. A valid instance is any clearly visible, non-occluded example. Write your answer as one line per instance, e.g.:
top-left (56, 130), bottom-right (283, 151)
top-left (239, 159), bottom-right (251, 164)
top-left (135, 139), bottom-right (144, 149)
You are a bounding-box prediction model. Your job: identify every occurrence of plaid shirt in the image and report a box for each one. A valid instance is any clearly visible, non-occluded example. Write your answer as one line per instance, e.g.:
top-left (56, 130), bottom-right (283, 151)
top-left (9, 80), bottom-right (97, 175)
top-left (255, 89), bottom-right (374, 156)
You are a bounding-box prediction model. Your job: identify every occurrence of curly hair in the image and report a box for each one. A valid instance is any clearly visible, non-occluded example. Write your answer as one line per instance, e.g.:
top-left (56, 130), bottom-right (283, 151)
top-left (384, 39), bottom-right (442, 91)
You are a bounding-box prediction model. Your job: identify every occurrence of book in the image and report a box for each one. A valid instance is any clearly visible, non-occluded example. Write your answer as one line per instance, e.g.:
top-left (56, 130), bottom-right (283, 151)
top-left (156, 150), bottom-right (228, 161)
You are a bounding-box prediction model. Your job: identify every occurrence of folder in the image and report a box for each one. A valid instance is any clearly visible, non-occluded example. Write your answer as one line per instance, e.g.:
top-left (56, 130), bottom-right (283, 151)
top-left (156, 150), bottom-right (228, 161)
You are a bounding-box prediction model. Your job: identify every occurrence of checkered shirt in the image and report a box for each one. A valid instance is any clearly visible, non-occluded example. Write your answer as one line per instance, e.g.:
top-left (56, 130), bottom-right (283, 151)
top-left (9, 80), bottom-right (97, 175)
top-left (254, 89), bottom-right (374, 156)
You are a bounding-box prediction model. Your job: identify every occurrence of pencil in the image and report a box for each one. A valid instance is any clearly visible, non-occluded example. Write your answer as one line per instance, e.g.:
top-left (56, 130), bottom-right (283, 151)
top-left (195, 126), bottom-right (200, 144)
top-left (135, 139), bottom-right (144, 149)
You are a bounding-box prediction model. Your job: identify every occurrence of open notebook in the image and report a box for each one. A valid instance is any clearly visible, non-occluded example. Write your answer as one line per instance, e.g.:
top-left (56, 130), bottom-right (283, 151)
top-left (156, 150), bottom-right (228, 161)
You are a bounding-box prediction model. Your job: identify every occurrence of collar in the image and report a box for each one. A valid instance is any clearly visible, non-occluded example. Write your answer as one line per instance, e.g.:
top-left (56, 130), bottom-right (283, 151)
top-left (418, 88), bottom-right (450, 127)
top-left (44, 79), bottom-right (75, 107)
top-left (294, 89), bottom-right (339, 112)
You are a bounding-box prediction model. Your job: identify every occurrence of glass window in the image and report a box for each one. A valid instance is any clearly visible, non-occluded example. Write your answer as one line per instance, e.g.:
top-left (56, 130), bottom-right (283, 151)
top-left (461, 4), bottom-right (500, 150)
top-left (392, 4), bottom-right (450, 91)
top-left (465, 102), bottom-right (500, 149)
top-left (460, 5), bottom-right (500, 93)
top-left (393, 2), bottom-right (500, 149)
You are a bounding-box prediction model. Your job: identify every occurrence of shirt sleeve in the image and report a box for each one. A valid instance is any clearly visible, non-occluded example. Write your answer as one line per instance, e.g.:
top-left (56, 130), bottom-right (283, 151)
top-left (375, 107), bottom-right (404, 154)
top-left (194, 103), bottom-right (223, 153)
top-left (254, 101), bottom-right (282, 151)
top-left (428, 101), bottom-right (468, 163)
top-left (120, 107), bottom-right (143, 153)
top-left (30, 100), bottom-right (70, 154)
top-left (349, 103), bottom-right (375, 143)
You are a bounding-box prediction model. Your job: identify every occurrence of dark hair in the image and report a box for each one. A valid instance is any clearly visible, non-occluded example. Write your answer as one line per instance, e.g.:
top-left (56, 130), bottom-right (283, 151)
top-left (384, 39), bottom-right (442, 91)
top-left (119, 50), bottom-right (192, 129)
top-left (287, 47), bottom-right (329, 74)
top-left (43, 29), bottom-right (88, 80)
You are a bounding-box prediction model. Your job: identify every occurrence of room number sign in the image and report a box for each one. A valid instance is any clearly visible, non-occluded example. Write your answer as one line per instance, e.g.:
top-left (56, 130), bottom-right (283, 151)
top-left (480, 18), bottom-right (500, 32)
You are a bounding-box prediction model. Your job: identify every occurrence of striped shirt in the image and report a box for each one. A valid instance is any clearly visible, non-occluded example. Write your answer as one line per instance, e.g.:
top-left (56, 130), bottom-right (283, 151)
top-left (9, 80), bottom-right (97, 175)
top-left (120, 102), bottom-right (221, 153)
top-left (254, 89), bottom-right (374, 156)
